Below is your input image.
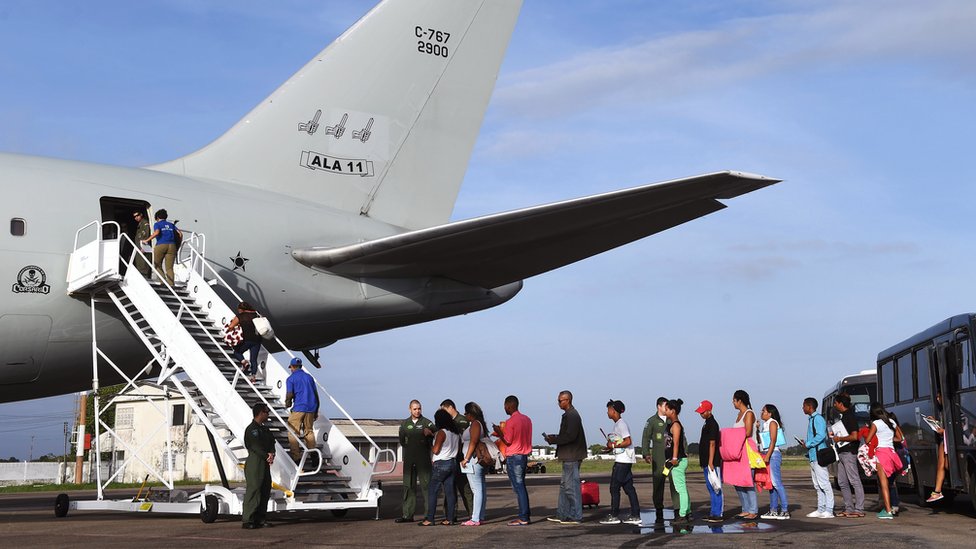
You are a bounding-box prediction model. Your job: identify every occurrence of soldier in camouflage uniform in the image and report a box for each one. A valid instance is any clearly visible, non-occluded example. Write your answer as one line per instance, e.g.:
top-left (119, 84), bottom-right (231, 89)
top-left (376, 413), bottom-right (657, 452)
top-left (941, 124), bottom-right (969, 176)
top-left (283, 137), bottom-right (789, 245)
top-left (132, 210), bottom-right (152, 277)
top-left (642, 396), bottom-right (679, 524)
top-left (242, 402), bottom-right (276, 529)
top-left (395, 400), bottom-right (434, 522)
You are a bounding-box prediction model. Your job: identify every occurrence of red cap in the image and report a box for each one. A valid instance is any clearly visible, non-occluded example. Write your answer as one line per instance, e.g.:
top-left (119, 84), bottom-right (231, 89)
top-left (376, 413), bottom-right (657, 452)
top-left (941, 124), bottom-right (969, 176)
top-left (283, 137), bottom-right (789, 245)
top-left (695, 400), bottom-right (713, 413)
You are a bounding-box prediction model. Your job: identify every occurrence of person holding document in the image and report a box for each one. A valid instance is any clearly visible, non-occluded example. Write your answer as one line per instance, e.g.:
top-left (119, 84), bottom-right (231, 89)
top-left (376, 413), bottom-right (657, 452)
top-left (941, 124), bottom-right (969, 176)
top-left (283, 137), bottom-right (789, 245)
top-left (758, 404), bottom-right (789, 520)
top-left (829, 394), bottom-right (864, 517)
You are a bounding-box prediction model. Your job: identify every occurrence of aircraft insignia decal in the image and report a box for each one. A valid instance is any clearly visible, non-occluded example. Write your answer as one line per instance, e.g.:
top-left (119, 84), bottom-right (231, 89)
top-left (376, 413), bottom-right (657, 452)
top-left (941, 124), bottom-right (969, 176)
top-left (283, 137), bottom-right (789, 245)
top-left (300, 150), bottom-right (374, 177)
top-left (299, 109), bottom-right (322, 135)
top-left (12, 265), bottom-right (50, 294)
top-left (231, 252), bottom-right (249, 272)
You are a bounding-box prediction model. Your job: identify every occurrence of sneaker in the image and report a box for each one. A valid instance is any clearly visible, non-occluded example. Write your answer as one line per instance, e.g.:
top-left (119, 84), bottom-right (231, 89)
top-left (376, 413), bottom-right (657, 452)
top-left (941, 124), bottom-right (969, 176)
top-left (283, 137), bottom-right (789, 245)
top-left (877, 510), bottom-right (894, 520)
top-left (760, 510), bottom-right (779, 520)
top-left (819, 511), bottom-right (835, 519)
top-left (599, 515), bottom-right (622, 525)
top-left (805, 510), bottom-right (822, 518)
top-left (926, 492), bottom-right (943, 503)
top-left (559, 518), bottom-right (581, 525)
top-left (777, 511), bottom-right (790, 520)
top-left (623, 515), bottom-right (642, 525)
top-left (546, 516), bottom-right (562, 523)
top-left (891, 506), bottom-right (899, 516)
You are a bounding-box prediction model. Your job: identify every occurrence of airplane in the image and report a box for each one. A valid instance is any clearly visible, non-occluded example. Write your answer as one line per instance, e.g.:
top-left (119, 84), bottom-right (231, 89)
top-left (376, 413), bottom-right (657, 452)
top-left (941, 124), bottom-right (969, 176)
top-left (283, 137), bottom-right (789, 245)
top-left (0, 0), bottom-right (779, 403)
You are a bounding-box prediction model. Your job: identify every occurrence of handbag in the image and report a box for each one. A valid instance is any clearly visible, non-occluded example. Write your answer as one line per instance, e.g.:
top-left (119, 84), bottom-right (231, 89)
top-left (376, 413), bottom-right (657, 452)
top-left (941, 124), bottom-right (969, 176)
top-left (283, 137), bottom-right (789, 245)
top-left (745, 439), bottom-right (766, 469)
top-left (474, 440), bottom-right (494, 468)
top-left (252, 315), bottom-right (275, 340)
top-left (759, 421), bottom-right (787, 449)
top-left (811, 415), bottom-right (837, 467)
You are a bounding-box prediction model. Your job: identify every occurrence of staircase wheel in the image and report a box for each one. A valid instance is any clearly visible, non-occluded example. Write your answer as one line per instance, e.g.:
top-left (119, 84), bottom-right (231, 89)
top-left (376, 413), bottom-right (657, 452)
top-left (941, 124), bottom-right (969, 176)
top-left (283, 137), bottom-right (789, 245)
top-left (201, 494), bottom-right (219, 523)
top-left (331, 508), bottom-right (348, 518)
top-left (54, 493), bottom-right (69, 518)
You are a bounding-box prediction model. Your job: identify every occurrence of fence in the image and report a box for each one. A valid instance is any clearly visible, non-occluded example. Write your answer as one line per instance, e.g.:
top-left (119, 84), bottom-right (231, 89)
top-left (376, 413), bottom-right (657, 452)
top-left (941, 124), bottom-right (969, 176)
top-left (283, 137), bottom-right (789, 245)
top-left (0, 462), bottom-right (111, 487)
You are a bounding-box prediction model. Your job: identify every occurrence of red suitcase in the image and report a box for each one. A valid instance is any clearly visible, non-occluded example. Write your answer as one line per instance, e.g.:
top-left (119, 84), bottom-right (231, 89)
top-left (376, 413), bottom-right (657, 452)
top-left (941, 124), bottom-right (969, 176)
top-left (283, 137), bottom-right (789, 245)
top-left (581, 479), bottom-right (600, 508)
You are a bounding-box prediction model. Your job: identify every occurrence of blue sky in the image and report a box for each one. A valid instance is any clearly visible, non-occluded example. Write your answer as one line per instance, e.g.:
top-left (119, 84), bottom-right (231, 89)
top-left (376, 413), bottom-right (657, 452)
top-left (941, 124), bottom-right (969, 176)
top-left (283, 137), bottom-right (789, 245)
top-left (2, 0), bottom-right (976, 460)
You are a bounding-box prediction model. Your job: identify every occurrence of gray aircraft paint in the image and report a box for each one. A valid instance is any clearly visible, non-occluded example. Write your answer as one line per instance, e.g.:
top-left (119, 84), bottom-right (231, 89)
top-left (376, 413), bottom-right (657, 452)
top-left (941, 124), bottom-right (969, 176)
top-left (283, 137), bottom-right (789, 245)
top-left (0, 0), bottom-right (777, 402)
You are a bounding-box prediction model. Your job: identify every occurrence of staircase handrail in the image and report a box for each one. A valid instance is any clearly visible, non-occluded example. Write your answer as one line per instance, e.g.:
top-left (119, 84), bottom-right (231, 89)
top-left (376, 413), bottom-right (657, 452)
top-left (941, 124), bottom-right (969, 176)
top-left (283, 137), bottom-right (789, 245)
top-left (106, 228), bottom-right (320, 475)
top-left (181, 244), bottom-right (388, 475)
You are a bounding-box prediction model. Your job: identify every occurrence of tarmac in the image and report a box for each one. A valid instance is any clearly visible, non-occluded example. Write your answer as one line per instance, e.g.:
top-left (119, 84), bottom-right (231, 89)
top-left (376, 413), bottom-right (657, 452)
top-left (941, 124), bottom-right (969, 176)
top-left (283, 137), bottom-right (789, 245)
top-left (1, 468), bottom-right (974, 548)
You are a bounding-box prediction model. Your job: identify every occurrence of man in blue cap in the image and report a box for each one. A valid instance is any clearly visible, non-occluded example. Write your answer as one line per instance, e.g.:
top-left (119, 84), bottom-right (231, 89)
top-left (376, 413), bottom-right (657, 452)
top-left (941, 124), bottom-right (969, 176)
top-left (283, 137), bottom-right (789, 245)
top-left (285, 357), bottom-right (320, 462)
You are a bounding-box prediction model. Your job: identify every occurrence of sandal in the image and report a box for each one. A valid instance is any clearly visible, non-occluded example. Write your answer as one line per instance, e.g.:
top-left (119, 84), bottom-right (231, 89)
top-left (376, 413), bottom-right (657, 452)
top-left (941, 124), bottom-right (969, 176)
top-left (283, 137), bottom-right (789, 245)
top-left (418, 520), bottom-right (434, 527)
top-left (507, 519), bottom-right (529, 526)
top-left (440, 520), bottom-right (453, 526)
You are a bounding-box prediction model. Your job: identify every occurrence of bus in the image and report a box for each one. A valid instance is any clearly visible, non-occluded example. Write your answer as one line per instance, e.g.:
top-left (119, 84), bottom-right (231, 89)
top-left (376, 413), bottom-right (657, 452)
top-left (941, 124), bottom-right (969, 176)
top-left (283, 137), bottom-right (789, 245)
top-left (877, 314), bottom-right (976, 511)
top-left (822, 369), bottom-right (876, 483)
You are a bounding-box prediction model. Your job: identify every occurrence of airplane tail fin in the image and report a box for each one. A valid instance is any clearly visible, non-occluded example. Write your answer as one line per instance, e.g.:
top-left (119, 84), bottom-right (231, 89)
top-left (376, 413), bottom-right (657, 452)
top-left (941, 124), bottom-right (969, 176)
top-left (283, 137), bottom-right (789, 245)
top-left (149, 0), bottom-right (522, 230)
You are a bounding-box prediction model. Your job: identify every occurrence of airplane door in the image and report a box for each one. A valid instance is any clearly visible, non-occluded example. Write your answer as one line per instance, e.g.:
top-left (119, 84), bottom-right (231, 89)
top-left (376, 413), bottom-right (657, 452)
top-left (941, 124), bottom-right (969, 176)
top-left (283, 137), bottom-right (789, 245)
top-left (0, 314), bottom-right (52, 385)
top-left (100, 197), bottom-right (150, 274)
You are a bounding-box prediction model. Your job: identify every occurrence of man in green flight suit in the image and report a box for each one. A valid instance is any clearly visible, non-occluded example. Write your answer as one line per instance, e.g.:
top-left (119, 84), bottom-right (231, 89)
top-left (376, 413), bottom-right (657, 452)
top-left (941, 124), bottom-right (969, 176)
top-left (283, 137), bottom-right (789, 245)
top-left (441, 399), bottom-right (473, 516)
top-left (395, 399), bottom-right (434, 523)
top-left (132, 210), bottom-right (152, 277)
top-left (642, 396), bottom-right (678, 524)
top-left (243, 402), bottom-right (276, 529)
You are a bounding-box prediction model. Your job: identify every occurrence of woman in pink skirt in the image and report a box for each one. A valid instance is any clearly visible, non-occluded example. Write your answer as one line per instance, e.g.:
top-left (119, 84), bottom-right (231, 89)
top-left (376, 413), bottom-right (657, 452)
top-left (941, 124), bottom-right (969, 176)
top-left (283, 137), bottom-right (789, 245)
top-left (865, 402), bottom-right (904, 519)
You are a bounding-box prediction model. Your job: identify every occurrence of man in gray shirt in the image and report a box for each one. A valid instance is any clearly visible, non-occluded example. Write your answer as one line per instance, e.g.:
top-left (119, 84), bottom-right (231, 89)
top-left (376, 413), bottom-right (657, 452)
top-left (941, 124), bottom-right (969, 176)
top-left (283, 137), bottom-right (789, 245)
top-left (544, 390), bottom-right (586, 524)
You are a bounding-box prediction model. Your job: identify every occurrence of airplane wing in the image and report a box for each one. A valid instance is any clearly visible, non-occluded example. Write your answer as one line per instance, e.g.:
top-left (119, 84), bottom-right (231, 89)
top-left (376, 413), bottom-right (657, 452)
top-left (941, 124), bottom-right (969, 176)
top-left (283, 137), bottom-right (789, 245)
top-left (292, 171), bottom-right (780, 289)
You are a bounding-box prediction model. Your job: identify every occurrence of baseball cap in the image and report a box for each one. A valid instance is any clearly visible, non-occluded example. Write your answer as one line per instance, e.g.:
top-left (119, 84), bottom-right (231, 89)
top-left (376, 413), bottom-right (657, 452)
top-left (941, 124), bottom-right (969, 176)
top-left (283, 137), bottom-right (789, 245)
top-left (289, 357), bottom-right (303, 367)
top-left (695, 400), bottom-right (713, 413)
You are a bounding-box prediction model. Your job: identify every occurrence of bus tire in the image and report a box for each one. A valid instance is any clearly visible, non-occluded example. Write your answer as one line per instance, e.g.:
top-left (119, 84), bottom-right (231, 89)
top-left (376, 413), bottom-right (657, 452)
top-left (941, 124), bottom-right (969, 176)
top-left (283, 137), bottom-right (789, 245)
top-left (54, 493), bottom-right (69, 518)
top-left (201, 495), bottom-right (219, 523)
top-left (331, 509), bottom-right (348, 518)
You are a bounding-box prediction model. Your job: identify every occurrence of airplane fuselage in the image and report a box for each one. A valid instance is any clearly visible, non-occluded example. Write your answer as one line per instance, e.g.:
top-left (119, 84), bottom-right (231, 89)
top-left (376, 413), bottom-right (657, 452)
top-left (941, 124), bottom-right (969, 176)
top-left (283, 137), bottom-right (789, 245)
top-left (0, 153), bottom-right (521, 401)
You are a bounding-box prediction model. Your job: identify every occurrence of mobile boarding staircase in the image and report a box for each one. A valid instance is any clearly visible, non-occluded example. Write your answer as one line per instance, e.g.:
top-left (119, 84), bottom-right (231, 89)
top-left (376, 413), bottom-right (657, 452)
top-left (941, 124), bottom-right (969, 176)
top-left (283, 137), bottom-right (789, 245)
top-left (56, 221), bottom-right (394, 522)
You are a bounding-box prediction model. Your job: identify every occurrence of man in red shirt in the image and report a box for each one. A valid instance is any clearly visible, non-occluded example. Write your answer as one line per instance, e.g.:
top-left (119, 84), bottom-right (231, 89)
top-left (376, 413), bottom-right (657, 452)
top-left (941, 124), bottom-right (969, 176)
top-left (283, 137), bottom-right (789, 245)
top-left (493, 395), bottom-right (533, 525)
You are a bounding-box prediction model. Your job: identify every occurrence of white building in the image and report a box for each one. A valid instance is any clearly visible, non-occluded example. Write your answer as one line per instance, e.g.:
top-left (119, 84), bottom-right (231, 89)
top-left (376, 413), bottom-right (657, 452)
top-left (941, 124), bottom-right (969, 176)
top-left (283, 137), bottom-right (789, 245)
top-left (100, 384), bottom-right (401, 484)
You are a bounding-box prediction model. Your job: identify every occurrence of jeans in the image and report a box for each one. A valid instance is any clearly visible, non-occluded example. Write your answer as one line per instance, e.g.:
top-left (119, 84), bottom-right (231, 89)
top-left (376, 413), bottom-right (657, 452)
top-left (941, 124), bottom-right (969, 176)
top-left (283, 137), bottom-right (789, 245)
top-left (809, 461), bottom-right (833, 513)
top-left (768, 450), bottom-right (788, 512)
top-left (836, 451), bottom-right (864, 513)
top-left (232, 340), bottom-right (262, 375)
top-left (889, 476), bottom-right (900, 507)
top-left (426, 459), bottom-right (456, 522)
top-left (703, 466), bottom-right (723, 517)
top-left (506, 454), bottom-right (530, 522)
top-left (670, 458), bottom-right (689, 518)
top-left (559, 460), bottom-right (583, 521)
top-left (609, 462), bottom-right (639, 517)
top-left (734, 485), bottom-right (758, 514)
top-left (465, 462), bottom-right (487, 522)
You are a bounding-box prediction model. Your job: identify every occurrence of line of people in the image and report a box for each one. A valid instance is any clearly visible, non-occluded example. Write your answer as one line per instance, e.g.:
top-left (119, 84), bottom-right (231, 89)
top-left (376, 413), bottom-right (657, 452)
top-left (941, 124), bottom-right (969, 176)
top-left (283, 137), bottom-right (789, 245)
top-left (395, 388), bottom-right (915, 527)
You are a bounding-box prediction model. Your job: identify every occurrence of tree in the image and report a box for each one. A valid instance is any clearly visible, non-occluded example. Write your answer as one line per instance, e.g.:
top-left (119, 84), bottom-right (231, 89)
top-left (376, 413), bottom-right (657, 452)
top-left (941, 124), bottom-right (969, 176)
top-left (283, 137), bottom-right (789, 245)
top-left (84, 383), bottom-right (126, 444)
top-left (589, 444), bottom-right (606, 455)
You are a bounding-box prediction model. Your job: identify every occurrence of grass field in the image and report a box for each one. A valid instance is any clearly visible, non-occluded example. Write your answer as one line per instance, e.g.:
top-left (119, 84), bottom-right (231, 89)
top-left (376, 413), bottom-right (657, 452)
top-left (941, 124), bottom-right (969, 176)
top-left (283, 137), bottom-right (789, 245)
top-left (528, 455), bottom-right (811, 475)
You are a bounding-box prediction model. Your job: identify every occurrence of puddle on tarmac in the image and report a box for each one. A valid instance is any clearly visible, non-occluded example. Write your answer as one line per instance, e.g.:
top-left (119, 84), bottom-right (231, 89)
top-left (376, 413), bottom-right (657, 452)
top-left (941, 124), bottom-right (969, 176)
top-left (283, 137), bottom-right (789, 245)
top-left (634, 508), bottom-right (777, 534)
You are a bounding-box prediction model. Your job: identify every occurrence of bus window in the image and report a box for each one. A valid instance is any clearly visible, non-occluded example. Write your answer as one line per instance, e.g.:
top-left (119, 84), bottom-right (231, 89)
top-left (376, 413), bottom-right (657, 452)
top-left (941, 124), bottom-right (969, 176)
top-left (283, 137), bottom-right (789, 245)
top-left (896, 354), bottom-right (913, 403)
top-left (960, 339), bottom-right (975, 390)
top-left (880, 360), bottom-right (895, 405)
top-left (915, 347), bottom-right (931, 399)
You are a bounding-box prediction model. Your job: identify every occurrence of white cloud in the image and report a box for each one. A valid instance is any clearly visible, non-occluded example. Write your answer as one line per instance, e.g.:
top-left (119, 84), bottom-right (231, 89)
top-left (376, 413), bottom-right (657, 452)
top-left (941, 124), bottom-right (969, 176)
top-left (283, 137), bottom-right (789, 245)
top-left (493, 0), bottom-right (976, 120)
